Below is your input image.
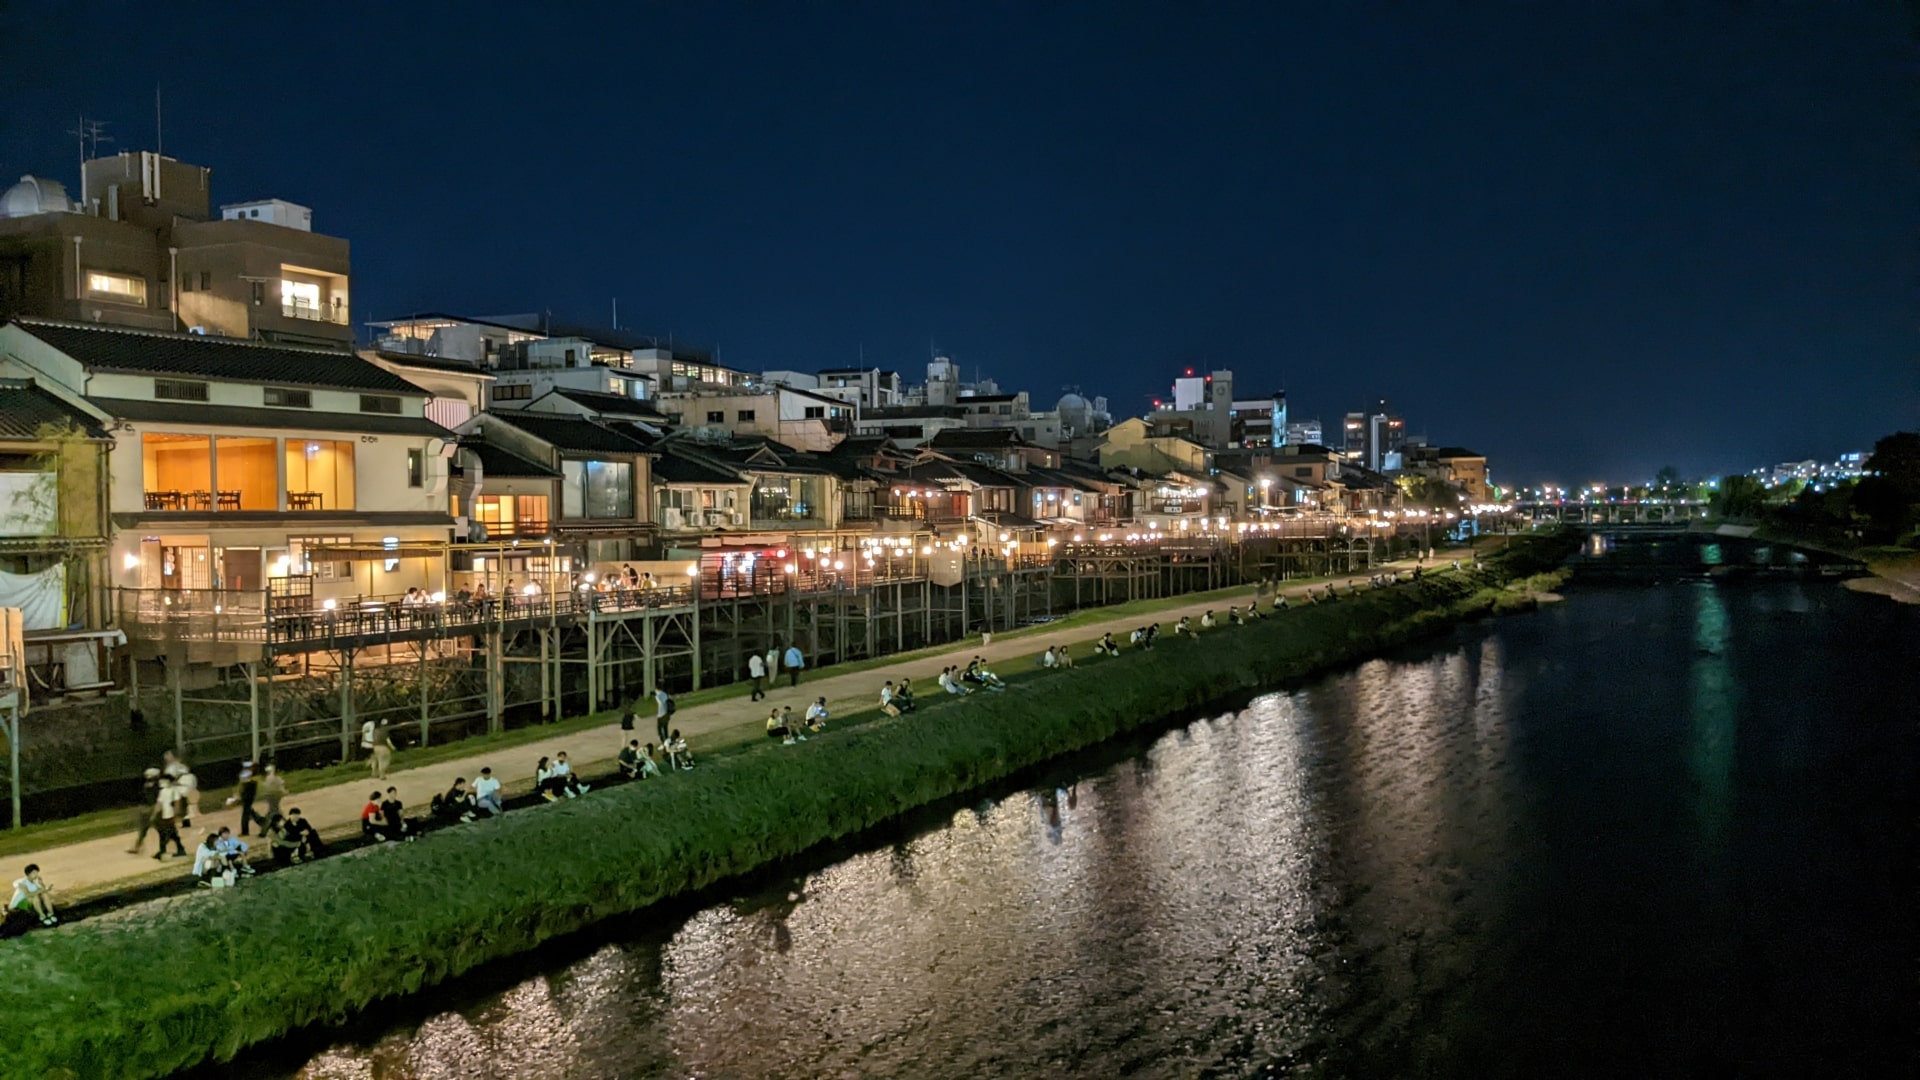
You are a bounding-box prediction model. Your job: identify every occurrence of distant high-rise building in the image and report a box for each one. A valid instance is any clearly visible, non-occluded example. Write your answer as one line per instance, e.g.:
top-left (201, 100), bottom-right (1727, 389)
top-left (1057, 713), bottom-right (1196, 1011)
top-left (1342, 399), bottom-right (1406, 471)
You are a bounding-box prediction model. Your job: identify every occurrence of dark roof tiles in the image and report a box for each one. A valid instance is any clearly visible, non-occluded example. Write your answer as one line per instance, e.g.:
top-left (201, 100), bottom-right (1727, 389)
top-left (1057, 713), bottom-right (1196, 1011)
top-left (14, 319), bottom-right (424, 394)
top-left (0, 379), bottom-right (108, 439)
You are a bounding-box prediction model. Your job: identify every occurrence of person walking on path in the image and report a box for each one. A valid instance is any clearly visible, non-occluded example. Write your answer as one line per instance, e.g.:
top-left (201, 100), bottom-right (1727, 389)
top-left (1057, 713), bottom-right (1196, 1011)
top-left (258, 763), bottom-right (287, 822)
top-left (747, 651), bottom-right (767, 701)
top-left (127, 767), bottom-right (163, 854)
top-left (223, 760), bottom-right (269, 836)
top-left (369, 722), bottom-right (394, 780)
top-left (653, 687), bottom-right (676, 746)
top-left (783, 643), bottom-right (805, 687)
top-left (151, 778), bottom-right (189, 860)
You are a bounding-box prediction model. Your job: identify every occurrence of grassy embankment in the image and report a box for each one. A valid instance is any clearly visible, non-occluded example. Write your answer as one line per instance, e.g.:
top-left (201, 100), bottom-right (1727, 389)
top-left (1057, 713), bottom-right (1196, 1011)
top-left (0, 537), bottom-right (1573, 1079)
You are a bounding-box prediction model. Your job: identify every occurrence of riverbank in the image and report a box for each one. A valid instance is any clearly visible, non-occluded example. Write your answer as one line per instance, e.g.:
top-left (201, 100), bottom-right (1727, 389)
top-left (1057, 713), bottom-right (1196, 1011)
top-left (0, 537), bottom-right (1574, 1079)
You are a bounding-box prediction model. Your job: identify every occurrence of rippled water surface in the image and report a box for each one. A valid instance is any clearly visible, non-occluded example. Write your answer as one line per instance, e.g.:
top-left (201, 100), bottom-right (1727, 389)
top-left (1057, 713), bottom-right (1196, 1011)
top-left (253, 581), bottom-right (1916, 1079)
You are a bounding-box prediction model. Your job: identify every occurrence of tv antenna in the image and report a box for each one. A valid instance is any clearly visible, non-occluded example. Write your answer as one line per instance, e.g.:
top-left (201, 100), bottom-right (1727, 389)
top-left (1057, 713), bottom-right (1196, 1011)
top-left (66, 115), bottom-right (113, 188)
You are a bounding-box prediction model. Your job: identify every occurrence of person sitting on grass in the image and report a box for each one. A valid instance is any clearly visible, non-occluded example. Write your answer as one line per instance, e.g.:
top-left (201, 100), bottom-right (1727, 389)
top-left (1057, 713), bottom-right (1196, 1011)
top-left (472, 768), bottom-right (504, 816)
top-left (619, 739), bottom-right (650, 779)
top-left (965, 658), bottom-right (1007, 691)
top-left (1273, 593), bottom-right (1288, 613)
top-left (637, 743), bottom-right (662, 778)
top-left (895, 678), bottom-right (918, 711)
top-left (664, 729), bottom-right (695, 770)
top-left (552, 752), bottom-right (589, 798)
top-left (1145, 623), bottom-right (1160, 648)
top-left (361, 791), bottom-right (393, 840)
top-left (939, 667), bottom-right (971, 696)
top-left (381, 787), bottom-right (415, 841)
top-left (804, 697), bottom-right (830, 733)
top-left (1200, 610), bottom-right (1216, 630)
top-left (1094, 633), bottom-right (1119, 657)
top-left (192, 831), bottom-right (237, 887)
top-left (1174, 616), bottom-right (1191, 636)
top-left (267, 813), bottom-right (300, 868)
top-left (9, 865), bottom-right (56, 927)
top-left (881, 680), bottom-right (902, 715)
top-left (767, 707), bottom-right (794, 744)
top-left (1128, 627), bottom-right (1144, 649)
top-left (1324, 583), bottom-right (1338, 601)
top-left (1229, 606), bottom-right (1244, 626)
top-left (779, 705), bottom-right (807, 741)
top-left (434, 778), bottom-right (478, 823)
top-left (214, 827), bottom-right (255, 877)
top-left (1054, 645), bottom-right (1074, 669)
top-left (279, 807), bottom-right (323, 862)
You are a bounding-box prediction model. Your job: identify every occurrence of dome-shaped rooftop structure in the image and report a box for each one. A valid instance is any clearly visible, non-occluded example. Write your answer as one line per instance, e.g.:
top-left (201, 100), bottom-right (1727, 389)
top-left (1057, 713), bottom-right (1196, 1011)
top-left (1056, 392), bottom-right (1091, 434)
top-left (0, 175), bottom-right (73, 218)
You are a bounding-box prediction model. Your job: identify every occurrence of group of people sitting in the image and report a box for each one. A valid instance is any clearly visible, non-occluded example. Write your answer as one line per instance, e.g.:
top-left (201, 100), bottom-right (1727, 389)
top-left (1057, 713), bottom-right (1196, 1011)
top-left (766, 698), bottom-right (830, 744)
top-left (360, 787), bottom-right (417, 842)
top-left (1038, 645), bottom-right (1074, 669)
top-left (880, 679), bottom-right (917, 715)
top-left (266, 808), bottom-right (325, 866)
top-left (192, 827), bottom-right (258, 887)
top-left (535, 754), bottom-right (591, 802)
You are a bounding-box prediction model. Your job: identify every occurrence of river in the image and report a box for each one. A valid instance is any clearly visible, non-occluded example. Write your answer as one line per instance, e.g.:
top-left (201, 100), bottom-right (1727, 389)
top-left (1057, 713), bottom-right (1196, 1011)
top-left (224, 574), bottom-right (1917, 1079)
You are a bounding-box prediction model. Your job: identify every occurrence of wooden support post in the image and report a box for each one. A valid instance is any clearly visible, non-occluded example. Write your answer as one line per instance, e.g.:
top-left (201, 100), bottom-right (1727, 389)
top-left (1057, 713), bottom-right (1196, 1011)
top-left (339, 649), bottom-right (355, 764)
top-left (641, 612), bottom-right (656, 699)
top-left (485, 629), bottom-right (504, 735)
top-left (418, 641), bottom-right (431, 748)
top-left (170, 654), bottom-right (184, 756)
top-left (538, 629), bottom-right (550, 719)
top-left (691, 600), bottom-right (703, 691)
top-left (586, 618), bottom-right (599, 712)
top-left (247, 660), bottom-right (261, 763)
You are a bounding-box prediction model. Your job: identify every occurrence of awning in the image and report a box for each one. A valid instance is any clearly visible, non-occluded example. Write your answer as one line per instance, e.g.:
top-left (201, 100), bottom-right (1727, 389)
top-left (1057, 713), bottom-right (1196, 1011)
top-left (306, 542), bottom-right (445, 560)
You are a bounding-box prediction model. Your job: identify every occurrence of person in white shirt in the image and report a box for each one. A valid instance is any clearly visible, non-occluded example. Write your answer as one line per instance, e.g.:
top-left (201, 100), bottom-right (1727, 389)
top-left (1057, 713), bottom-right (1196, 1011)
top-left (9, 864), bottom-right (55, 926)
top-left (747, 651), bottom-right (768, 701)
top-left (880, 681), bottom-right (902, 716)
top-left (473, 767), bottom-right (504, 816)
top-left (192, 832), bottom-right (236, 887)
top-left (1199, 610), bottom-right (1216, 630)
top-left (1040, 647), bottom-right (1056, 669)
top-left (804, 697), bottom-right (829, 733)
top-left (939, 667), bottom-right (970, 696)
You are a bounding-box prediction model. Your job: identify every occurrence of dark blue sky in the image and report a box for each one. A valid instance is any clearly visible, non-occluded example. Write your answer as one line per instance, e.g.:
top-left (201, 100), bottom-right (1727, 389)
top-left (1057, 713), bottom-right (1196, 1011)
top-left (4, 3), bottom-right (1913, 484)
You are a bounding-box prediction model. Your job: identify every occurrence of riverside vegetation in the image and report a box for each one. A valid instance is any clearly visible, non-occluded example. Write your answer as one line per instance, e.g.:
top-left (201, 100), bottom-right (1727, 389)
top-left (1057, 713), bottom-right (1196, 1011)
top-left (0, 535), bottom-right (1575, 1079)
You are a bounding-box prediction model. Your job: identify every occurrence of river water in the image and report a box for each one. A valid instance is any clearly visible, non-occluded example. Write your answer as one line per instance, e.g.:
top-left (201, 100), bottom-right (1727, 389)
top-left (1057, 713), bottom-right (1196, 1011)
top-left (245, 577), bottom-right (1916, 1079)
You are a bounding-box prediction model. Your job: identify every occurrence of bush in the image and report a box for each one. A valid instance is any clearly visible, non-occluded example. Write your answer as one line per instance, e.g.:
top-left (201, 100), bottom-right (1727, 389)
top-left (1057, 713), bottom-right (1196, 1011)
top-left (0, 538), bottom-right (1570, 1079)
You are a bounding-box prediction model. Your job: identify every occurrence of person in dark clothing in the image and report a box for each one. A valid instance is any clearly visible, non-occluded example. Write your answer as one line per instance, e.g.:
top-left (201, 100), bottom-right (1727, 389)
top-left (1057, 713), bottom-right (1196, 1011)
top-left (283, 808), bottom-right (324, 862)
top-left (127, 767), bottom-right (163, 854)
top-left (381, 787), bottom-right (412, 841)
top-left (653, 688), bottom-right (675, 746)
top-left (434, 778), bottom-right (477, 823)
top-left (224, 759), bottom-right (269, 836)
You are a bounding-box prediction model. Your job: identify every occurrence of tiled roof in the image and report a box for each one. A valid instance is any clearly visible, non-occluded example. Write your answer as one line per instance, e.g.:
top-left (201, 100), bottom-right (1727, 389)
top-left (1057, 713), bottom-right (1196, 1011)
top-left (927, 428), bottom-right (1027, 449)
top-left (368, 350), bottom-right (493, 377)
top-left (89, 398), bottom-right (450, 437)
top-left (13, 319), bottom-right (425, 394)
top-left (545, 388), bottom-right (672, 421)
top-left (0, 379), bottom-right (108, 439)
top-left (460, 441), bottom-right (559, 478)
top-left (653, 448), bottom-right (745, 486)
top-left (481, 410), bottom-right (654, 454)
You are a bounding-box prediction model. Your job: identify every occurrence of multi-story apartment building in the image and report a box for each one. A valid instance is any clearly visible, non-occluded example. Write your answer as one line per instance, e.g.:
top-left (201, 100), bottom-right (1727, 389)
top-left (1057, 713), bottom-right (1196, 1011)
top-left (651, 386), bottom-right (851, 451)
top-left (0, 318), bottom-right (455, 609)
top-left (0, 153), bottom-right (352, 348)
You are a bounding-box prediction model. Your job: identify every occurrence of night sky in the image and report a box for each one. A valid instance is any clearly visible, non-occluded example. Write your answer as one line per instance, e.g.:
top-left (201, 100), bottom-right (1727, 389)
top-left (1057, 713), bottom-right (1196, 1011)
top-left (3, 4), bottom-right (1913, 485)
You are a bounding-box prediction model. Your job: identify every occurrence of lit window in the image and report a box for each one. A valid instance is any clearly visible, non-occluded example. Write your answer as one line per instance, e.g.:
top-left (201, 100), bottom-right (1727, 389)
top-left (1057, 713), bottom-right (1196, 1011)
top-left (87, 272), bottom-right (146, 304)
top-left (282, 279), bottom-right (320, 311)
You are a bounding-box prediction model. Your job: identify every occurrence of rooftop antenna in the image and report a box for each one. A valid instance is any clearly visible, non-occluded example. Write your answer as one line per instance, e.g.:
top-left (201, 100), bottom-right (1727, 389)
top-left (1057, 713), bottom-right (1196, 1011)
top-left (611, 297), bottom-right (618, 330)
top-left (66, 114), bottom-right (112, 190)
top-left (155, 84), bottom-right (163, 157)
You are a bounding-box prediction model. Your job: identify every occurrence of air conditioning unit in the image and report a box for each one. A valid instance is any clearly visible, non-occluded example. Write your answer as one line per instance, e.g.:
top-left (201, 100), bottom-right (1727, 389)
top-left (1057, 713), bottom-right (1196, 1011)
top-left (188, 326), bottom-right (208, 335)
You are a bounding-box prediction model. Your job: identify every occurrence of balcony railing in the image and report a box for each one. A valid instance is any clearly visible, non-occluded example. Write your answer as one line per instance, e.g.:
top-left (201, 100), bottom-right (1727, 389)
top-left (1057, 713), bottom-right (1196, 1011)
top-left (117, 584), bottom-right (696, 648)
top-left (282, 301), bottom-right (349, 325)
top-left (142, 489), bottom-right (243, 512)
top-left (874, 504), bottom-right (968, 524)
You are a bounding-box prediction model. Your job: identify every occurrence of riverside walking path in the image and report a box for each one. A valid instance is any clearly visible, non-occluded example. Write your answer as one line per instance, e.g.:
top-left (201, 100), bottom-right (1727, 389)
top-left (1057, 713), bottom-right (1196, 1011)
top-left (18, 559), bottom-right (1439, 906)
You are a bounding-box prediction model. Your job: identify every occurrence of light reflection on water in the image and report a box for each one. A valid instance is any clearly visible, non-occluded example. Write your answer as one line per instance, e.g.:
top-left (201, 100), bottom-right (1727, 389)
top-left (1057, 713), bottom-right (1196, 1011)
top-left (271, 583), bottom-right (1914, 1080)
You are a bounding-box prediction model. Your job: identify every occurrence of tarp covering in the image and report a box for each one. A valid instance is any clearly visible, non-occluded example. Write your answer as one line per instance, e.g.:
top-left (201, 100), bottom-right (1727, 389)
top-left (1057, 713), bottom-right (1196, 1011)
top-left (0, 564), bottom-right (66, 631)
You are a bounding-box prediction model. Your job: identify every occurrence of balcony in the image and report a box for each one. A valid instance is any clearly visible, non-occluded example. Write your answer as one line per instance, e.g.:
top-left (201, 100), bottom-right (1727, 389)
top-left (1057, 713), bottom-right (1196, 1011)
top-left (282, 300), bottom-right (349, 324)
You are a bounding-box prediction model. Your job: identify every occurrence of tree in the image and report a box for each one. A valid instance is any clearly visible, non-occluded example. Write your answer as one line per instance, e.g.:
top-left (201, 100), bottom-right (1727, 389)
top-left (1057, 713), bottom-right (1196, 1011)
top-left (1853, 431), bottom-right (1920, 544)
top-left (1710, 475), bottom-right (1767, 520)
top-left (1654, 465), bottom-right (1682, 493)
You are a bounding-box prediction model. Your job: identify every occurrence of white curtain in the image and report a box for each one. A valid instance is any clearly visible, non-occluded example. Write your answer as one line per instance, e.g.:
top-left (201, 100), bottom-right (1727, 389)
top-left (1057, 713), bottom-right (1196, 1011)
top-left (0, 564), bottom-right (66, 631)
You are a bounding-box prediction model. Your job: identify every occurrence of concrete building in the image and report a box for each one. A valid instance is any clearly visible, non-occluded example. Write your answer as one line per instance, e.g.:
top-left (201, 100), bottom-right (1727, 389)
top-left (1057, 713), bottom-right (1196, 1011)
top-left (0, 152), bottom-right (352, 347)
top-left (1284, 419), bottom-right (1324, 447)
top-left (651, 385), bottom-right (851, 451)
top-left (1150, 368), bottom-right (1235, 448)
top-left (1341, 400), bottom-right (1407, 473)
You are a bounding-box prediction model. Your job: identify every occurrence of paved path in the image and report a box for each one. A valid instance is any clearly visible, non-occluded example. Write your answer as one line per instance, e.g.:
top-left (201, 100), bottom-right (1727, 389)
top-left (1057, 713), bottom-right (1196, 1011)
top-left (25, 560), bottom-right (1432, 903)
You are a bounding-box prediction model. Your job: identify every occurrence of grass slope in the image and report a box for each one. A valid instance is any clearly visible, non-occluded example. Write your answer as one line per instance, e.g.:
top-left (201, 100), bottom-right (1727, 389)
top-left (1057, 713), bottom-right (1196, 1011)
top-left (0, 540), bottom-right (1571, 1079)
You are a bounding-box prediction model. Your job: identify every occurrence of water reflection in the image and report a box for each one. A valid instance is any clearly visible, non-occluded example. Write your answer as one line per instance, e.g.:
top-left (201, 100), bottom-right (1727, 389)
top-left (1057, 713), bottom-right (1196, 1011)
top-left (272, 583), bottom-right (1915, 1080)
